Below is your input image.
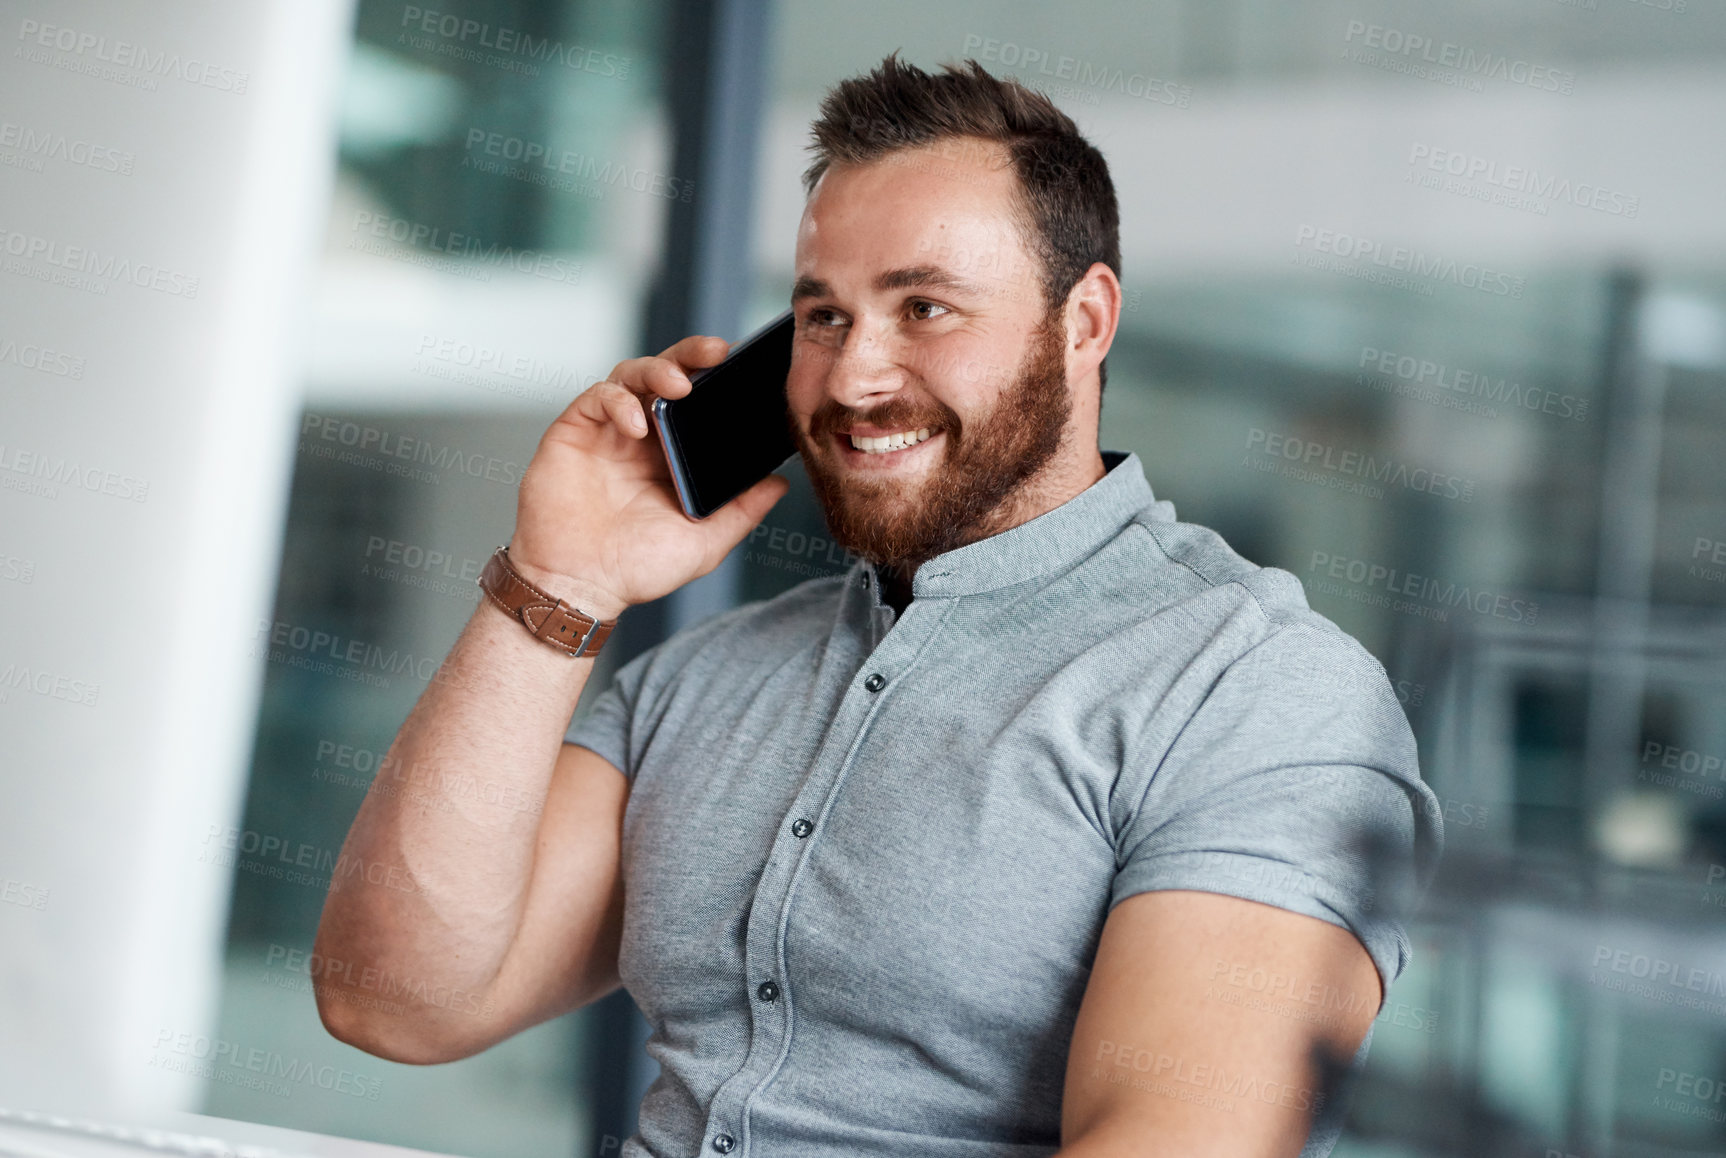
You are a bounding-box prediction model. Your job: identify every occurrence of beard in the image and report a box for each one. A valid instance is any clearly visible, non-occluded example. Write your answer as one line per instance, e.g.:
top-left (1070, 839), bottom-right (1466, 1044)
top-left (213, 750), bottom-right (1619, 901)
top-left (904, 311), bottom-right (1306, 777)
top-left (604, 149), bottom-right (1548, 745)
top-left (791, 308), bottom-right (1072, 581)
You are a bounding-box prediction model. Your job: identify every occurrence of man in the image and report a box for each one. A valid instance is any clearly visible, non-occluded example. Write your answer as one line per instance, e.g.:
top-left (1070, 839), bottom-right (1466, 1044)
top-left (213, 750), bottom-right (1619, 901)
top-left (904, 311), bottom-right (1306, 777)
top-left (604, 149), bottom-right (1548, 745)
top-left (315, 56), bottom-right (1441, 1158)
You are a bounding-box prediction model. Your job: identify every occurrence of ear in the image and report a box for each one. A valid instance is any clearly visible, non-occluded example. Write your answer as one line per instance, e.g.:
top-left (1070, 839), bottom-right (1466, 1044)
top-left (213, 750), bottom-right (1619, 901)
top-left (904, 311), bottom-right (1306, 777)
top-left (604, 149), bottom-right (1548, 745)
top-left (1063, 262), bottom-right (1122, 392)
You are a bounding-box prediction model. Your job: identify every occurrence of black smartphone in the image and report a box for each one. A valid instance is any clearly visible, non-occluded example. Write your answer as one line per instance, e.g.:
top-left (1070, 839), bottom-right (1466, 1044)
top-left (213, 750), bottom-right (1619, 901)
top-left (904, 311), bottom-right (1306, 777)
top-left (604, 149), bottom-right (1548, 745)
top-left (652, 309), bottom-right (798, 520)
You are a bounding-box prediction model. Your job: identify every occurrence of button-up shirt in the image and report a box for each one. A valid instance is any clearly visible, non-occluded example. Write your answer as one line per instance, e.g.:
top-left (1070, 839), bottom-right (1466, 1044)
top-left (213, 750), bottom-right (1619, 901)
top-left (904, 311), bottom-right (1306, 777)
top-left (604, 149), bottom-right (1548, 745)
top-left (566, 449), bottom-right (1442, 1158)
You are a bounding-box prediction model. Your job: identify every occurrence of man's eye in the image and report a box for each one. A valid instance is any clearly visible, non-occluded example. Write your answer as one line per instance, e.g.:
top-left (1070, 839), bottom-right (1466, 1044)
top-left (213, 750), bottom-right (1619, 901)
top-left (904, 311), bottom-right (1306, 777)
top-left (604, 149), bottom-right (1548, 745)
top-left (805, 308), bottom-right (845, 328)
top-left (909, 301), bottom-right (949, 321)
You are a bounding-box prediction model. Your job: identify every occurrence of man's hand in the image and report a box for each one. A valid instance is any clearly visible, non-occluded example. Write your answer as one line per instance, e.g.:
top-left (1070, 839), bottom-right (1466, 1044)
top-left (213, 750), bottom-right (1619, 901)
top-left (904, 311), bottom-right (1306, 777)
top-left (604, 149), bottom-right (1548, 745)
top-left (509, 335), bottom-right (791, 618)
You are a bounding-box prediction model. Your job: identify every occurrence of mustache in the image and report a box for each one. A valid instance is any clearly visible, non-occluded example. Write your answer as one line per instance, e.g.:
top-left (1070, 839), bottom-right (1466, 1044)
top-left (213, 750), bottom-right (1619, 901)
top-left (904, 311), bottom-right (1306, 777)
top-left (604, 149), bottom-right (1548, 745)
top-left (807, 392), bottom-right (961, 442)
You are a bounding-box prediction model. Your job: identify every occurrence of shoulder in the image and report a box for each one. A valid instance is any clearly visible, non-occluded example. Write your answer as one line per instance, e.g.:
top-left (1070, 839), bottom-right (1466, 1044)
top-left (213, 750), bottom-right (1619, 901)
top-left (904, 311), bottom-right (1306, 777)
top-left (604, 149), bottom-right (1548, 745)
top-left (1124, 511), bottom-right (1308, 621)
top-left (1111, 507), bottom-right (1381, 678)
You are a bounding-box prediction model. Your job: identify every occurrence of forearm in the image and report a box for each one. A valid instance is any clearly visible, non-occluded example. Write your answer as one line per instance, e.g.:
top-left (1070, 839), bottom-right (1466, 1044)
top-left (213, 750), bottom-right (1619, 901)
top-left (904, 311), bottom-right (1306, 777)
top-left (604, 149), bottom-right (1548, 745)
top-left (312, 591), bottom-right (610, 1033)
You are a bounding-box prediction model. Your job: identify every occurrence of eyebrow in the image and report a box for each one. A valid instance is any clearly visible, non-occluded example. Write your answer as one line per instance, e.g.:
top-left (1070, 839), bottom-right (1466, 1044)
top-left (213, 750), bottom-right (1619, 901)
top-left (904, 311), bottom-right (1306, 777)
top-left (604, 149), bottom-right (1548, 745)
top-left (875, 265), bottom-right (984, 295)
top-left (791, 275), bottom-right (830, 302)
top-left (790, 265), bottom-right (987, 304)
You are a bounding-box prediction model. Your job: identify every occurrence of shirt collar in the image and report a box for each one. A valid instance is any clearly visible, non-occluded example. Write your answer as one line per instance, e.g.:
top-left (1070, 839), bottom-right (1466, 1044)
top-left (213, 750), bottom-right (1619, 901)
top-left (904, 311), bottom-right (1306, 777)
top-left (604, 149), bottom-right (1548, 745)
top-left (863, 449), bottom-right (1173, 600)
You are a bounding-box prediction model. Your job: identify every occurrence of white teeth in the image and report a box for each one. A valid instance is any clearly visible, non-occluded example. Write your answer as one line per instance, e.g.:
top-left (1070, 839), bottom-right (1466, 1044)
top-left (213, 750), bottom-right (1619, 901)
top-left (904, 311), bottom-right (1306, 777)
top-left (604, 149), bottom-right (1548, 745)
top-left (849, 427), bottom-right (932, 454)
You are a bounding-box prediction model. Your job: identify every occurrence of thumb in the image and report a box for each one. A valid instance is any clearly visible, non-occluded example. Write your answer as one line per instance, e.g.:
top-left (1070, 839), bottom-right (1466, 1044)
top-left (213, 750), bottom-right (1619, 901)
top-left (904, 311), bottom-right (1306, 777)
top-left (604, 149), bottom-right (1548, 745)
top-left (703, 472), bottom-right (792, 555)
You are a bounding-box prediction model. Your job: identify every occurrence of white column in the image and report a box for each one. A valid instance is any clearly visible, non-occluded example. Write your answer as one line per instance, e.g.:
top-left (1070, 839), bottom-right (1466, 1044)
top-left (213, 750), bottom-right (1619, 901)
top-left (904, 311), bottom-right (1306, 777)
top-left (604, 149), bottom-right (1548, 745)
top-left (0, 0), bottom-right (353, 1112)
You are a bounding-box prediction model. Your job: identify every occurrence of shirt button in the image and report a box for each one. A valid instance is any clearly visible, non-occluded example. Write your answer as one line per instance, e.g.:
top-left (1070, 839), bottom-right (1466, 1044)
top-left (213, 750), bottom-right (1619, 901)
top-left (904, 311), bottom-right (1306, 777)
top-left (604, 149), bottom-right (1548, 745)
top-left (864, 672), bottom-right (885, 692)
top-left (791, 818), bottom-right (813, 838)
top-left (712, 1134), bottom-right (735, 1153)
top-left (756, 980), bottom-right (780, 1003)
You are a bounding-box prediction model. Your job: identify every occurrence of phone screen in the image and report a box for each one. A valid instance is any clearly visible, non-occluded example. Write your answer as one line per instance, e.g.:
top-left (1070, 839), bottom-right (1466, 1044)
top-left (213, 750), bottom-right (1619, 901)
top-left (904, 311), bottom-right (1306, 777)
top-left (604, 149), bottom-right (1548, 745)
top-left (653, 310), bottom-right (797, 519)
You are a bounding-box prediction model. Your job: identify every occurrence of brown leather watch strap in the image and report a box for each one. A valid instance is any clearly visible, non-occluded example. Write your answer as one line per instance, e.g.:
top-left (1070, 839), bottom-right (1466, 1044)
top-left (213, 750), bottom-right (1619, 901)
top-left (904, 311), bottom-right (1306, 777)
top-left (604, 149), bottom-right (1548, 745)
top-left (477, 547), bottom-right (618, 658)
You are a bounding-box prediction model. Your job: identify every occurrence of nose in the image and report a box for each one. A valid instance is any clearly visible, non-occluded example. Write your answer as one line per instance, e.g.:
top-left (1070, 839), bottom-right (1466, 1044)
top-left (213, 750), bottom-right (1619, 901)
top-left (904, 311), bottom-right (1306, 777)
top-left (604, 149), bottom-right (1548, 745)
top-left (822, 315), bottom-right (905, 410)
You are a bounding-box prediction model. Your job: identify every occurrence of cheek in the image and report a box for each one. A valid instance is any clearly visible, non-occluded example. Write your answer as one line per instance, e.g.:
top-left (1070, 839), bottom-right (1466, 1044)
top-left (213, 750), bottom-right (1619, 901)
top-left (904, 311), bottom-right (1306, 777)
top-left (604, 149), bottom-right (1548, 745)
top-left (785, 343), bottom-right (828, 402)
top-left (910, 336), bottom-right (1011, 408)
top-left (785, 360), bottom-right (824, 424)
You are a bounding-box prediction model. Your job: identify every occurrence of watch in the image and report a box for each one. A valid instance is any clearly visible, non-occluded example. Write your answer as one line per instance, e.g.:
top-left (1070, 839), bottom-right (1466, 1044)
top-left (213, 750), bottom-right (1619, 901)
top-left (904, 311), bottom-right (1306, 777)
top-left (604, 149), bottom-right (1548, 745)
top-left (477, 547), bottom-right (618, 658)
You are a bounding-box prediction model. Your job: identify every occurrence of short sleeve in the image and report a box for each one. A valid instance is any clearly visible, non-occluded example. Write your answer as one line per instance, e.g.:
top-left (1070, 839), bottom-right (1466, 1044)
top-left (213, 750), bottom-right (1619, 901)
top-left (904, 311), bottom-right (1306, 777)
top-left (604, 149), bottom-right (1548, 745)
top-left (561, 600), bottom-right (767, 779)
top-left (563, 648), bottom-right (646, 778)
top-left (1111, 622), bottom-right (1443, 996)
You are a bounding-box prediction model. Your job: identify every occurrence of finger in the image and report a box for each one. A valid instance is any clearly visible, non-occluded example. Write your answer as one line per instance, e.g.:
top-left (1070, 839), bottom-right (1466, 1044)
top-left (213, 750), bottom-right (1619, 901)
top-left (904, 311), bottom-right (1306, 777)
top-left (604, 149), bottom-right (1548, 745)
top-left (569, 381), bottom-right (644, 432)
top-left (607, 354), bottom-right (699, 402)
top-left (701, 472), bottom-right (792, 555)
top-left (597, 382), bottom-right (652, 437)
top-left (606, 336), bottom-right (730, 402)
top-left (659, 334), bottom-right (730, 369)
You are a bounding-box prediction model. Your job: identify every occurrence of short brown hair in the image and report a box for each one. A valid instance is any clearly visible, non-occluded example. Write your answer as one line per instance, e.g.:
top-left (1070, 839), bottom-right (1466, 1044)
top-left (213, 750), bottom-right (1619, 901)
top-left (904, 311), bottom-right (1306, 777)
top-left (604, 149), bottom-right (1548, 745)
top-left (804, 54), bottom-right (1121, 386)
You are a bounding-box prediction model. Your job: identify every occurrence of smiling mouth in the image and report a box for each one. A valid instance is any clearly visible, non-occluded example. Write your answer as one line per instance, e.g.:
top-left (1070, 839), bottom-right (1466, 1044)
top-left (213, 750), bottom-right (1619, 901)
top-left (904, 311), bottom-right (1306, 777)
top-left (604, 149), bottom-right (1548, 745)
top-left (846, 427), bottom-right (934, 454)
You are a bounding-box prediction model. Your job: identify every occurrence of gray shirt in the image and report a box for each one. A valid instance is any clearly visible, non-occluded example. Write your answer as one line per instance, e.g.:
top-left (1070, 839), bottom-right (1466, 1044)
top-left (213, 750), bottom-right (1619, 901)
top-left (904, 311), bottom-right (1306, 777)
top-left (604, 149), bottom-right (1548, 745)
top-left (566, 449), bottom-right (1442, 1158)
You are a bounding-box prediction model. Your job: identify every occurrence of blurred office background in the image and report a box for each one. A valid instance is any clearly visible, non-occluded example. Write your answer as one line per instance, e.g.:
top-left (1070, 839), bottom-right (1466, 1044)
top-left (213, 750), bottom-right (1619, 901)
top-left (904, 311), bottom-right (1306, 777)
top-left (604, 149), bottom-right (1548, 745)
top-left (4, 0), bottom-right (1726, 1155)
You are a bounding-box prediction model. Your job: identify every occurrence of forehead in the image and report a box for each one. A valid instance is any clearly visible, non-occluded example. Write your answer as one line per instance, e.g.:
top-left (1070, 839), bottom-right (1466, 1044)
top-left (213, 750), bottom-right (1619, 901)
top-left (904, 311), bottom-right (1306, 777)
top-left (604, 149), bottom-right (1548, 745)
top-left (795, 138), bottom-right (1034, 280)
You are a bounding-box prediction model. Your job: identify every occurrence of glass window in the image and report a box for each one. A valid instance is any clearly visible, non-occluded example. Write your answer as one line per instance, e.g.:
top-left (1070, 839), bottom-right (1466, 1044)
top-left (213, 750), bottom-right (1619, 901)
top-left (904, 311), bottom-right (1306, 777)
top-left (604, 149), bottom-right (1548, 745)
top-left (213, 2), bottom-right (669, 1154)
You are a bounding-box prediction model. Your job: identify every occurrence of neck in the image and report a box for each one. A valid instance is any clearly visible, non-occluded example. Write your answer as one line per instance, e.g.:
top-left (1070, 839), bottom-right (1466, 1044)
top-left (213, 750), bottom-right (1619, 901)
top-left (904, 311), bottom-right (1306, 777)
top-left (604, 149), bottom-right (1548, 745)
top-left (873, 443), bottom-right (1110, 614)
top-left (991, 442), bottom-right (1109, 537)
top-left (880, 566), bottom-right (914, 615)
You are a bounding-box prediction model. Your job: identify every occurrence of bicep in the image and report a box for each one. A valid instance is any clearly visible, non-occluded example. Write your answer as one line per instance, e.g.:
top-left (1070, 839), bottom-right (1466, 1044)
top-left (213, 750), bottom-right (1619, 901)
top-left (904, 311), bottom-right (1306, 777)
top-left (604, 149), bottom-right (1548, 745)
top-left (1061, 890), bottom-right (1379, 1158)
top-left (486, 742), bottom-right (629, 1030)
